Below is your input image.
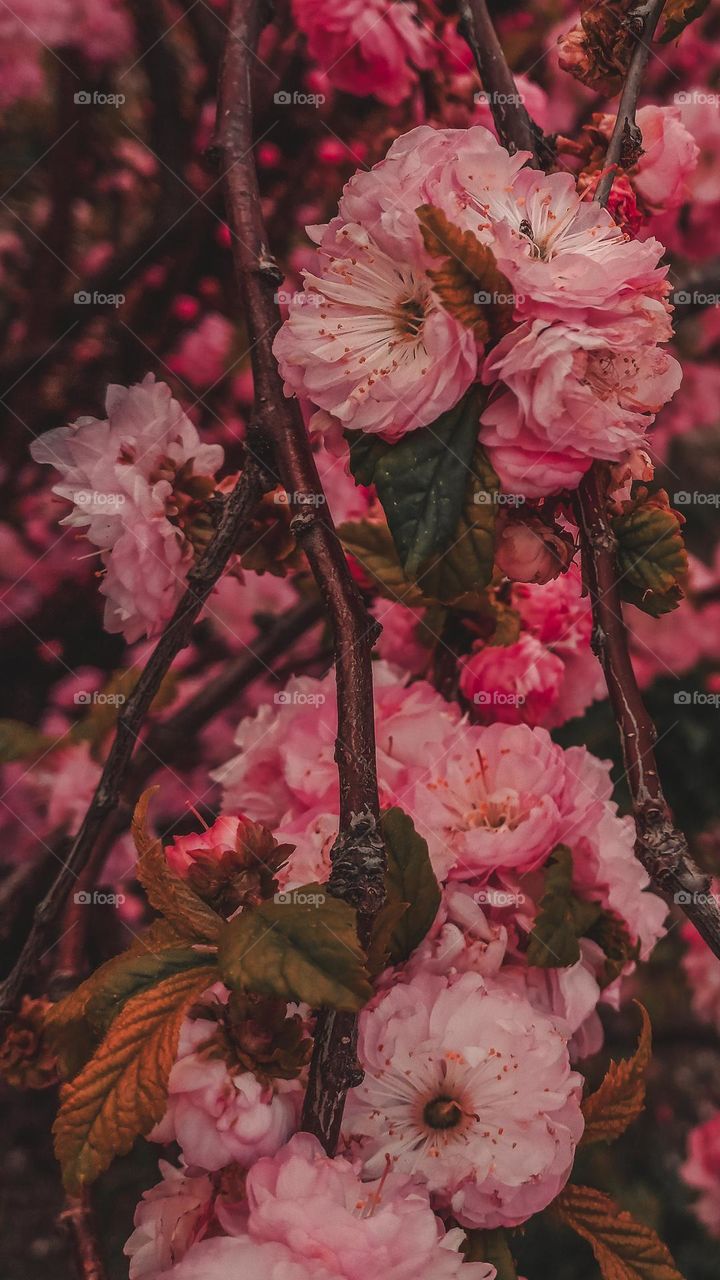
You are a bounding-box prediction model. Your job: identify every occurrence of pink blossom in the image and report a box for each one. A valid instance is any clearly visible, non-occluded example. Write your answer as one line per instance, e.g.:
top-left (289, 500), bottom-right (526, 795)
top-left (651, 91), bottom-right (720, 260)
top-left (245, 1132), bottom-right (494, 1278)
top-left (630, 106), bottom-right (699, 215)
top-left (168, 313), bottom-right (234, 389)
top-left (481, 317), bottom-right (681, 497)
top-left (682, 897), bottom-right (720, 1032)
top-left (150, 998), bottom-right (301, 1171)
top-left (371, 600), bottom-right (431, 675)
top-left (346, 970), bottom-right (584, 1228)
top-left (459, 634), bottom-right (565, 727)
top-left (30, 375), bottom-right (223, 641)
top-left (494, 517), bottom-right (573, 584)
top-left (290, 0), bottom-right (434, 106)
top-left (124, 1162), bottom-right (215, 1280)
top-left (165, 816), bottom-right (245, 878)
top-left (682, 1113), bottom-right (720, 1237)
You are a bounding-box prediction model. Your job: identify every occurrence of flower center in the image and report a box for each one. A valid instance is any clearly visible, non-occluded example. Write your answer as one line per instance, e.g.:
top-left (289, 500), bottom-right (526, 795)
top-left (394, 292), bottom-right (427, 338)
top-left (423, 1094), bottom-right (464, 1130)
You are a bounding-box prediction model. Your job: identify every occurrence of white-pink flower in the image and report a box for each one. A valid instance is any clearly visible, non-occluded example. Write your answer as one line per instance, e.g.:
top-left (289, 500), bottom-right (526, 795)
top-left (346, 970), bottom-right (584, 1228)
top-left (124, 1161), bottom-right (215, 1280)
top-left (459, 634), bottom-right (565, 727)
top-left (30, 375), bottom-right (223, 641)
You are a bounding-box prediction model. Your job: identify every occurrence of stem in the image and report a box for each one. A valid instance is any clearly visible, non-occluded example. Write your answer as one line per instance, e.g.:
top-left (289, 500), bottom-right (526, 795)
top-left (575, 467), bottom-right (720, 958)
top-left (594, 0), bottom-right (667, 208)
top-left (58, 1191), bottom-right (107, 1280)
top-left (0, 464), bottom-right (266, 1023)
top-left (457, 0), bottom-right (544, 164)
top-left (217, 0), bottom-right (386, 1152)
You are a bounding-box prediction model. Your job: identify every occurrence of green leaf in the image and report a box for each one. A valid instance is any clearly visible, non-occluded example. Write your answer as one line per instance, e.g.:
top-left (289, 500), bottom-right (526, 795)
top-left (414, 444), bottom-right (499, 605)
top-left (346, 386), bottom-right (485, 578)
top-left (218, 884), bottom-right (373, 1011)
top-left (381, 808), bottom-right (441, 962)
top-left (463, 1229), bottom-right (518, 1279)
top-left (614, 489), bottom-right (688, 617)
top-left (132, 790), bottom-right (224, 944)
top-left (526, 846), bottom-right (602, 968)
top-left (659, 0), bottom-right (711, 42)
top-left (337, 519), bottom-right (434, 609)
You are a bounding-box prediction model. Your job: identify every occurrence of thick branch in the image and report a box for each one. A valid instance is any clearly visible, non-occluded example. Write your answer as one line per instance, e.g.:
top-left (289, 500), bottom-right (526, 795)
top-left (575, 467), bottom-right (720, 959)
top-left (595, 0), bottom-right (667, 207)
top-left (0, 463), bottom-right (267, 1023)
top-left (58, 1191), bottom-right (107, 1280)
top-left (217, 0), bottom-right (385, 1153)
top-left (458, 0), bottom-right (545, 164)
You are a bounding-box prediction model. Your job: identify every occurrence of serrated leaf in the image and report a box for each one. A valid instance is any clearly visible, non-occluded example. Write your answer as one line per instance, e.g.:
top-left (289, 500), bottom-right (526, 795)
top-left (463, 1228), bottom-right (518, 1279)
top-left (54, 965), bottom-right (216, 1192)
top-left (132, 790), bottom-right (223, 943)
top-left (554, 1184), bottom-right (684, 1280)
top-left (218, 885), bottom-right (372, 1011)
top-left (658, 0), bottom-right (710, 42)
top-left (582, 1004), bottom-right (652, 1146)
top-left (346, 386), bottom-right (485, 578)
top-left (337, 520), bottom-right (433, 609)
top-left (381, 808), bottom-right (441, 962)
top-left (526, 846), bottom-right (602, 968)
top-left (614, 489), bottom-right (688, 617)
top-left (0, 719), bottom-right (56, 763)
top-left (418, 204), bottom-right (515, 343)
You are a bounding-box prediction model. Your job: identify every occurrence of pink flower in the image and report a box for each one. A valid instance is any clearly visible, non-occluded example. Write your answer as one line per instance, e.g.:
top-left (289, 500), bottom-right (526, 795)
top-left (154, 1236), bottom-right (332, 1280)
top-left (124, 1162), bottom-right (215, 1280)
top-left (481, 317), bottom-right (681, 497)
top-left (168, 313), bottom-right (234, 388)
top-left (30, 375), bottom-right (223, 641)
top-left (273, 221), bottom-right (477, 441)
top-left (371, 600), bottom-right (431, 675)
top-left (290, 0), bottom-right (434, 106)
top-left (512, 565), bottom-right (605, 726)
top-left (682, 1113), bottom-right (720, 1237)
top-left (630, 106), bottom-right (699, 215)
top-left (346, 970), bottom-right (584, 1228)
top-left (245, 1132), bottom-right (494, 1278)
top-left (150, 998), bottom-right (301, 1172)
top-left (649, 91), bottom-right (720, 259)
top-left (165, 816), bottom-right (245, 878)
top-left (459, 634), bottom-right (565, 727)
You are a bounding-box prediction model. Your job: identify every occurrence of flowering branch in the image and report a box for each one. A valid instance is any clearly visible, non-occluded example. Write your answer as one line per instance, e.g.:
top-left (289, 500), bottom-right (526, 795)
top-left (457, 0), bottom-right (546, 165)
top-left (594, 0), bottom-right (668, 207)
top-left (58, 1191), bottom-right (107, 1280)
top-left (0, 463), bottom-right (266, 1024)
top-left (217, 0), bottom-right (386, 1152)
top-left (575, 467), bottom-right (720, 957)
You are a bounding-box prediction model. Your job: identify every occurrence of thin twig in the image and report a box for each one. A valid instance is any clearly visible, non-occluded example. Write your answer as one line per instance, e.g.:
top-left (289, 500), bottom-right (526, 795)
top-left (457, 0), bottom-right (545, 164)
top-left (0, 463), bottom-right (267, 1023)
top-left (594, 0), bottom-right (667, 208)
top-left (58, 1190), bottom-right (107, 1280)
top-left (575, 468), bottom-right (720, 959)
top-left (217, 0), bottom-right (386, 1153)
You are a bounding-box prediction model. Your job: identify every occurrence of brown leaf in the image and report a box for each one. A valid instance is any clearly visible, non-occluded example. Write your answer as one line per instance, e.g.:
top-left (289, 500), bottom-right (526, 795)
top-left (581, 1003), bottom-right (651, 1145)
top-left (417, 204), bottom-right (515, 344)
top-left (54, 965), bottom-right (216, 1192)
top-left (132, 790), bottom-right (223, 943)
top-left (554, 1184), bottom-right (684, 1280)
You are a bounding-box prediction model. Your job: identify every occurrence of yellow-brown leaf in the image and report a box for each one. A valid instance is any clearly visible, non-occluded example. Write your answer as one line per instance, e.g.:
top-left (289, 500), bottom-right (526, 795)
top-left (132, 790), bottom-right (223, 943)
top-left (417, 204), bottom-right (515, 344)
top-left (581, 1003), bottom-right (652, 1146)
top-left (554, 1185), bottom-right (684, 1280)
top-left (54, 965), bottom-right (215, 1192)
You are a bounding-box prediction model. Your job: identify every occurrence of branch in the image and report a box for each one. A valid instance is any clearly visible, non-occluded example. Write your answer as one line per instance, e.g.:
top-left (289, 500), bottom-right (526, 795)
top-left (575, 467), bottom-right (720, 959)
top-left (594, 0), bottom-right (667, 208)
top-left (0, 463), bottom-right (267, 1023)
top-left (58, 1191), bottom-right (107, 1280)
top-left (457, 0), bottom-right (546, 165)
top-left (217, 0), bottom-right (386, 1153)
